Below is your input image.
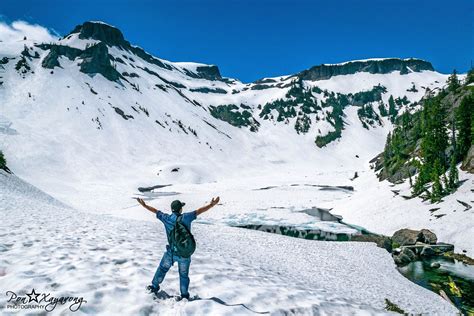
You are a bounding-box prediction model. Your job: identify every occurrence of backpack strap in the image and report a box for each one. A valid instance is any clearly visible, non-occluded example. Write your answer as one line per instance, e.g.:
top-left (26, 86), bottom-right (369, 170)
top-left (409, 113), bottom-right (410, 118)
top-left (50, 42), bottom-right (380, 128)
top-left (168, 214), bottom-right (182, 244)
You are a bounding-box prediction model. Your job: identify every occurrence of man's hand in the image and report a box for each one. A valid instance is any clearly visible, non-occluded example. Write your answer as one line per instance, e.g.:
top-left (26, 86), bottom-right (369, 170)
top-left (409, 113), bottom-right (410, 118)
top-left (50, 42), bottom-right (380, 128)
top-left (196, 196), bottom-right (220, 216)
top-left (210, 196), bottom-right (220, 207)
top-left (136, 198), bottom-right (146, 206)
top-left (136, 197), bottom-right (158, 214)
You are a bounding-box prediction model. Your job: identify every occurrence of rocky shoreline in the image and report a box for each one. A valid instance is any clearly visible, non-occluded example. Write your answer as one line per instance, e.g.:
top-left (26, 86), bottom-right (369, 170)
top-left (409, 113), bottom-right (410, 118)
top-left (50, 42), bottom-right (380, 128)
top-left (350, 228), bottom-right (473, 267)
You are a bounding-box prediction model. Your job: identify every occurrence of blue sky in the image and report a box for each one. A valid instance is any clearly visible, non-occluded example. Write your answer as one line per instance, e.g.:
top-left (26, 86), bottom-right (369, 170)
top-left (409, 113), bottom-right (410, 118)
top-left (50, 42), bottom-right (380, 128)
top-left (1, 0), bottom-right (472, 82)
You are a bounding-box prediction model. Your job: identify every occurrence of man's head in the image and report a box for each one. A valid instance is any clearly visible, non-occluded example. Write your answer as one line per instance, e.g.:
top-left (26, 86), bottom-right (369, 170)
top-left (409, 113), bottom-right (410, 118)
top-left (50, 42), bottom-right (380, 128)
top-left (171, 200), bottom-right (185, 214)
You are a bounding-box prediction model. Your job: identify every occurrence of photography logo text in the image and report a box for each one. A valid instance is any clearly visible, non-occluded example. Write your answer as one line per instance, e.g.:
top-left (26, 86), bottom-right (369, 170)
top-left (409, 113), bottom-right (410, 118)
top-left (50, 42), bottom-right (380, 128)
top-left (4, 288), bottom-right (87, 312)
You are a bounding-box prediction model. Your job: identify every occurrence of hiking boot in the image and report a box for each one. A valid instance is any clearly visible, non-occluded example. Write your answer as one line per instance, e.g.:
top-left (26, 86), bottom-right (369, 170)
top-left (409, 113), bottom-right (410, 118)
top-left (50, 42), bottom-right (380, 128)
top-left (178, 293), bottom-right (190, 301)
top-left (147, 285), bottom-right (160, 294)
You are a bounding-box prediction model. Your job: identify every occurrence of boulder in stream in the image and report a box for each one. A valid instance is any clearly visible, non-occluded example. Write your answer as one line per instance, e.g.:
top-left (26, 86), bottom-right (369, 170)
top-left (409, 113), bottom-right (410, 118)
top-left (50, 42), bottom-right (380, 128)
top-left (430, 262), bottom-right (441, 269)
top-left (393, 247), bottom-right (416, 266)
top-left (420, 246), bottom-right (436, 258)
top-left (392, 228), bottom-right (420, 246)
top-left (418, 229), bottom-right (437, 244)
top-left (392, 228), bottom-right (438, 246)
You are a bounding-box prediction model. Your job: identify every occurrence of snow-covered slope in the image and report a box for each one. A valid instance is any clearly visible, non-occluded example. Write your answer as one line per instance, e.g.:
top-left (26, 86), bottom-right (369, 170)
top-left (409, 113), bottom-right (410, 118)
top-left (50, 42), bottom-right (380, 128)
top-left (1, 20), bottom-right (471, 258)
top-left (329, 167), bottom-right (474, 256)
top-left (0, 171), bottom-right (459, 315)
top-left (0, 21), bottom-right (448, 205)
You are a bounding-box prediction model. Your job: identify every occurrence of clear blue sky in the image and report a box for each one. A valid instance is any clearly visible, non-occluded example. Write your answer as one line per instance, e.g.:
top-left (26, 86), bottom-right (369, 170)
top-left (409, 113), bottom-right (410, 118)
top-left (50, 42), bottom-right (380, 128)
top-left (1, 0), bottom-right (472, 82)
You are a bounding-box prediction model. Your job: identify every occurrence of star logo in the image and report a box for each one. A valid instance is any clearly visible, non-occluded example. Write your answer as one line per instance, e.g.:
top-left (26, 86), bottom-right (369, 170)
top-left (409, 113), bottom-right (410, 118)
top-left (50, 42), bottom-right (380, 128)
top-left (26, 288), bottom-right (40, 303)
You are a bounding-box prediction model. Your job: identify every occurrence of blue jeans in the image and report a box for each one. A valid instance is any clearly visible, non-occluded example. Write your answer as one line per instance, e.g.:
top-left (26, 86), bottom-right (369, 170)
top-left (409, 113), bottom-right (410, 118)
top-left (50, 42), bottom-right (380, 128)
top-left (152, 250), bottom-right (191, 296)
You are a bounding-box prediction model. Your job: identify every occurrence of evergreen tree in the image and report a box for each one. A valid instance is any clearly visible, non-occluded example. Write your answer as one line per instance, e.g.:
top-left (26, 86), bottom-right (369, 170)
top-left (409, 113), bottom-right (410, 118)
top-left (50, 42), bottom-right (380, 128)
top-left (413, 163), bottom-right (430, 195)
top-left (456, 94), bottom-right (473, 160)
top-left (442, 173), bottom-right (449, 191)
top-left (383, 132), bottom-right (393, 169)
top-left (388, 95), bottom-right (397, 122)
top-left (450, 117), bottom-right (457, 161)
top-left (411, 95), bottom-right (450, 196)
top-left (466, 68), bottom-right (474, 85)
top-left (420, 96), bottom-right (449, 170)
top-left (447, 69), bottom-right (460, 92)
top-left (430, 159), bottom-right (443, 202)
top-left (378, 101), bottom-right (388, 117)
top-left (448, 155), bottom-right (459, 190)
top-left (400, 112), bottom-right (411, 138)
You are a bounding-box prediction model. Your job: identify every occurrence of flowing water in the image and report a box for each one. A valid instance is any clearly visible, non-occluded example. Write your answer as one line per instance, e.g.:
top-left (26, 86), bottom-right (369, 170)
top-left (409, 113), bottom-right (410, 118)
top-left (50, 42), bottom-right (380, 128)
top-left (234, 207), bottom-right (474, 315)
top-left (398, 257), bottom-right (474, 315)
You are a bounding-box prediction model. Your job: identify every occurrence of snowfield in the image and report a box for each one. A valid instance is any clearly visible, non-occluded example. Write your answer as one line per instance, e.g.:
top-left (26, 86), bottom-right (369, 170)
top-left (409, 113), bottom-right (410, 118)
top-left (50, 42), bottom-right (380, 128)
top-left (330, 167), bottom-right (474, 256)
top-left (0, 171), bottom-right (460, 315)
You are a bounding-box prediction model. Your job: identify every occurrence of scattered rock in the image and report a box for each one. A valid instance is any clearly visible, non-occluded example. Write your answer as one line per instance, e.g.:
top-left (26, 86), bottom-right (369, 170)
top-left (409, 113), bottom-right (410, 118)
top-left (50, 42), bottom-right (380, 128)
top-left (137, 184), bottom-right (171, 192)
top-left (384, 298), bottom-right (405, 314)
top-left (418, 229), bottom-right (437, 244)
top-left (430, 262), bottom-right (441, 269)
top-left (456, 200), bottom-right (472, 212)
top-left (444, 252), bottom-right (474, 265)
top-left (392, 228), bottom-right (419, 246)
top-left (433, 243), bottom-right (455, 253)
top-left (190, 87), bottom-right (227, 94)
top-left (112, 107), bottom-right (133, 120)
top-left (393, 247), bottom-right (416, 266)
top-left (420, 246), bottom-right (436, 258)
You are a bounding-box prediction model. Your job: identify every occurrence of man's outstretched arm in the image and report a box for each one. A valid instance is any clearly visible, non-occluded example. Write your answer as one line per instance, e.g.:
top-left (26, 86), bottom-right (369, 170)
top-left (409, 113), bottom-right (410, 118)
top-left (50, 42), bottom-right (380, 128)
top-left (136, 198), bottom-right (158, 214)
top-left (196, 196), bottom-right (220, 216)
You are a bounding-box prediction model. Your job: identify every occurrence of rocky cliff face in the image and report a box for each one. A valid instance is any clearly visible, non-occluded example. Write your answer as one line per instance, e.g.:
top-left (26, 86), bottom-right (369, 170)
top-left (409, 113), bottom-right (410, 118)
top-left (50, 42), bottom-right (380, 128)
top-left (461, 145), bottom-right (474, 173)
top-left (67, 22), bottom-right (224, 81)
top-left (69, 21), bottom-right (129, 48)
top-left (298, 58), bottom-right (435, 81)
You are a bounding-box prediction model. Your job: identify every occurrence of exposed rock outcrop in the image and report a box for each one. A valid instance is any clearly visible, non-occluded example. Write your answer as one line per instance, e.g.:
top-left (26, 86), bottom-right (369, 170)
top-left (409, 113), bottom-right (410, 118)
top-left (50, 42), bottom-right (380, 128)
top-left (68, 21), bottom-right (173, 71)
top-left (461, 145), bottom-right (474, 173)
top-left (37, 42), bottom-right (120, 81)
top-left (69, 21), bottom-right (128, 47)
top-left (79, 42), bottom-right (121, 81)
top-left (298, 58), bottom-right (434, 81)
top-left (184, 65), bottom-right (222, 81)
top-left (38, 44), bottom-right (82, 69)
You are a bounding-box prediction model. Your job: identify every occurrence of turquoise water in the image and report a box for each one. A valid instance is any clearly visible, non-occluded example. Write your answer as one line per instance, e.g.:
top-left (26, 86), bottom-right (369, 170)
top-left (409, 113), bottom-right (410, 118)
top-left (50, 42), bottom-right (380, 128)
top-left (398, 257), bottom-right (474, 315)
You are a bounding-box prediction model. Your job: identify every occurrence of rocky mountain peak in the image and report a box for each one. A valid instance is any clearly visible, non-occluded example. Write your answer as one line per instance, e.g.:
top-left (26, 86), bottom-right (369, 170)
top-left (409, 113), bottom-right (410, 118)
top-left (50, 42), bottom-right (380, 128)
top-left (69, 21), bottom-right (128, 47)
top-left (298, 58), bottom-right (435, 81)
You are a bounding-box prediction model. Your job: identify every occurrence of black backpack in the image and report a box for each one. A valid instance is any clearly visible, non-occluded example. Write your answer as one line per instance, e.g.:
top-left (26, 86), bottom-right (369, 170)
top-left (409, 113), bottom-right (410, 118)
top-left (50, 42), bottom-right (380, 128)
top-left (168, 215), bottom-right (196, 258)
